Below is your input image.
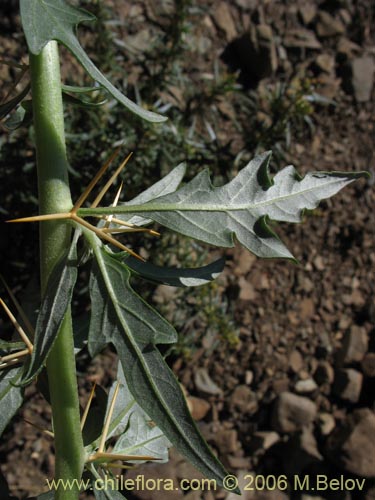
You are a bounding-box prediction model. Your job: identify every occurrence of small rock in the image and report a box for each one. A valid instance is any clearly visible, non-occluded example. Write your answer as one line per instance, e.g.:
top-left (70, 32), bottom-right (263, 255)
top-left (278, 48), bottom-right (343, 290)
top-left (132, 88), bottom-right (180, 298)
top-left (318, 412), bottom-right (336, 436)
top-left (194, 368), bottom-right (222, 395)
top-left (299, 4), bottom-right (317, 25)
top-left (272, 392), bottom-right (317, 433)
top-left (295, 378), bottom-right (318, 394)
top-left (238, 277), bottom-right (257, 301)
top-left (313, 255), bottom-right (325, 270)
top-left (327, 409), bottom-right (375, 477)
top-left (338, 8), bottom-right (352, 26)
top-left (314, 361), bottom-right (335, 385)
top-left (234, 249), bottom-right (256, 275)
top-left (299, 298), bottom-right (315, 320)
top-left (245, 370), bottom-right (254, 385)
top-left (212, 2), bottom-right (237, 41)
top-left (283, 28), bottom-right (321, 49)
top-left (350, 56), bottom-right (375, 102)
top-left (338, 325), bottom-right (369, 364)
top-left (230, 385), bottom-right (258, 414)
top-left (187, 397), bottom-right (211, 421)
top-left (333, 368), bottom-right (363, 403)
top-left (337, 37), bottom-right (361, 59)
top-left (316, 11), bottom-right (345, 38)
top-left (314, 53), bottom-right (335, 74)
top-left (315, 74), bottom-right (341, 99)
top-left (362, 352), bottom-right (375, 377)
top-left (289, 349), bottom-right (304, 373)
top-left (251, 431), bottom-right (280, 451)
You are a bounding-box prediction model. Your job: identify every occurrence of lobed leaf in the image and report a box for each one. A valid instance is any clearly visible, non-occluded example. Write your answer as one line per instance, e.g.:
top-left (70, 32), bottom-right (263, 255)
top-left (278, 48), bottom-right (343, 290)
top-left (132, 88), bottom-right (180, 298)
top-left (21, 233), bottom-right (79, 384)
top-left (88, 246), bottom-right (177, 356)
top-left (20, 0), bottom-right (166, 123)
top-left (81, 152), bottom-right (368, 259)
top-left (88, 243), bottom-right (235, 491)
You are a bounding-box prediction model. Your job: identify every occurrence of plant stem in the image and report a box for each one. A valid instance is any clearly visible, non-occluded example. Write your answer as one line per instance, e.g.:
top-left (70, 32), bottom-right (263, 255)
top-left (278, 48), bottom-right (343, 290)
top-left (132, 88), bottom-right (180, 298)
top-left (30, 41), bottom-right (83, 500)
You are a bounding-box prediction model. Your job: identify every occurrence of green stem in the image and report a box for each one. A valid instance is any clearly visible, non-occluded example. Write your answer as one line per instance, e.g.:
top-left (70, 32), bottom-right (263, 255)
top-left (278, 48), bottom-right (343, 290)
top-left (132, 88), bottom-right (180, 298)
top-left (30, 41), bottom-right (84, 500)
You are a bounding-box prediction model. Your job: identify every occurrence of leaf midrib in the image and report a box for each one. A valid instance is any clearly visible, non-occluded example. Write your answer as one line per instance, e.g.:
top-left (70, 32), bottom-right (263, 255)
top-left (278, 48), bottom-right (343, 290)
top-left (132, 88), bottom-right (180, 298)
top-left (78, 175), bottom-right (352, 216)
top-left (93, 246), bottom-right (222, 480)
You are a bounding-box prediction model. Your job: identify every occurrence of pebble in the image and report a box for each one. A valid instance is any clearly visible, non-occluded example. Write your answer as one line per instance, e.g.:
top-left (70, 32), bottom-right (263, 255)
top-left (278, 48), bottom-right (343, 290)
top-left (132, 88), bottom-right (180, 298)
top-left (338, 325), bottom-right (369, 364)
top-left (350, 56), bottom-right (375, 102)
top-left (194, 368), bottom-right (222, 395)
top-left (362, 353), bottom-right (375, 377)
top-left (295, 378), bottom-right (318, 394)
top-left (337, 37), bottom-right (361, 59)
top-left (314, 53), bottom-right (335, 74)
top-left (272, 392), bottom-right (317, 433)
top-left (314, 361), bottom-right (335, 385)
top-left (283, 28), bottom-right (322, 49)
top-left (212, 2), bottom-right (237, 41)
top-left (230, 385), bottom-right (258, 414)
top-left (251, 431), bottom-right (280, 451)
top-left (299, 4), bottom-right (317, 25)
top-left (333, 368), bottom-right (363, 403)
top-left (318, 412), bottom-right (336, 436)
top-left (316, 11), bottom-right (345, 38)
top-left (186, 397), bottom-right (211, 421)
top-left (327, 409), bottom-right (375, 478)
top-left (289, 349), bottom-right (304, 373)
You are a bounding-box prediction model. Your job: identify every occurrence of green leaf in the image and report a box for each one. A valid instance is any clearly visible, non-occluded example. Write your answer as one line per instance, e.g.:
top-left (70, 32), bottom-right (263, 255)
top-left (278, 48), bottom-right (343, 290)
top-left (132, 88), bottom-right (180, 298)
top-left (3, 100), bottom-right (33, 131)
top-left (0, 84), bottom-right (30, 119)
top-left (20, 0), bottom-right (166, 123)
top-left (98, 364), bottom-right (171, 463)
top-left (62, 92), bottom-right (108, 109)
top-left (21, 233), bottom-right (79, 384)
top-left (88, 245), bottom-right (177, 356)
top-left (0, 366), bottom-right (24, 437)
top-left (124, 255), bottom-right (225, 287)
top-left (88, 243), bottom-right (234, 491)
top-left (81, 152), bottom-right (368, 259)
top-left (61, 84), bottom-right (101, 94)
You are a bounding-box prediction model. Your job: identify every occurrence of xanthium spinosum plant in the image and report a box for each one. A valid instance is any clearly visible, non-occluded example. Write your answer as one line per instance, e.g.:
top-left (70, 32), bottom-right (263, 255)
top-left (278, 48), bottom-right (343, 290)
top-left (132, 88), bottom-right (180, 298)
top-left (0, 1), bottom-right (369, 499)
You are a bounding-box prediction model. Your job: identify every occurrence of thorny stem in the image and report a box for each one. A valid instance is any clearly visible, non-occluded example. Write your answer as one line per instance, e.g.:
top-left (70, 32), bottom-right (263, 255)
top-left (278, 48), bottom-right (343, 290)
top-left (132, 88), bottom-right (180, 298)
top-left (30, 41), bottom-right (84, 500)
